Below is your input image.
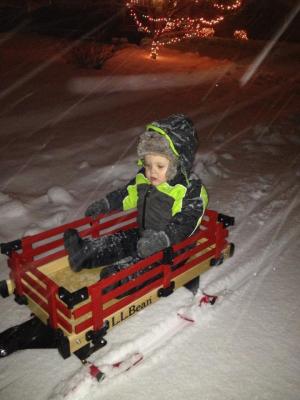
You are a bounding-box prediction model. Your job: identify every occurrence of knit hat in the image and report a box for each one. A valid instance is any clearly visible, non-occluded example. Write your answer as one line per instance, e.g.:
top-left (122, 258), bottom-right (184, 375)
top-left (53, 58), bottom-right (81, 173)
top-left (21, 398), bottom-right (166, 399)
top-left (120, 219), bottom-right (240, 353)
top-left (137, 130), bottom-right (178, 181)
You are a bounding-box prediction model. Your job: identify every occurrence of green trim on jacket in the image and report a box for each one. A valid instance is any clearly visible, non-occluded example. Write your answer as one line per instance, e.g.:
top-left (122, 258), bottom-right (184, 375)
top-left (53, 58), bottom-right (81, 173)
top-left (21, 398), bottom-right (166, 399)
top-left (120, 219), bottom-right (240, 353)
top-left (123, 172), bottom-right (207, 219)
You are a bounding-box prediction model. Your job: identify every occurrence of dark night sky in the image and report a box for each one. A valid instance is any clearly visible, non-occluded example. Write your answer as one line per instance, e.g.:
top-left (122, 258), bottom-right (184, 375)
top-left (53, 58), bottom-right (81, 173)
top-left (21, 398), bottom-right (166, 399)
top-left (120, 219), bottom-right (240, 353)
top-left (0, 1), bottom-right (299, 41)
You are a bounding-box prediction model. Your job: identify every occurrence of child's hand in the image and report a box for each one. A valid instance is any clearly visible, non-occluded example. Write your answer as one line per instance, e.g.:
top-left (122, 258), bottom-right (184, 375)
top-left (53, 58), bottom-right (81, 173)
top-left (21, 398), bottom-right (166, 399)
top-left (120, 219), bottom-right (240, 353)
top-left (85, 198), bottom-right (110, 219)
top-left (137, 230), bottom-right (170, 258)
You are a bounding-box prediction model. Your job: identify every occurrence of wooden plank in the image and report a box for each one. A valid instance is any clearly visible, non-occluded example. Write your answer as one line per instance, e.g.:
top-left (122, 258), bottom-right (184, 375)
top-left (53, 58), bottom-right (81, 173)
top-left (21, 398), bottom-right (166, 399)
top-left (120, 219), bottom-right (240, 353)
top-left (38, 256), bottom-right (103, 292)
top-left (26, 297), bottom-right (49, 326)
top-left (105, 286), bottom-right (160, 330)
top-left (38, 256), bottom-right (69, 275)
top-left (6, 279), bottom-right (15, 296)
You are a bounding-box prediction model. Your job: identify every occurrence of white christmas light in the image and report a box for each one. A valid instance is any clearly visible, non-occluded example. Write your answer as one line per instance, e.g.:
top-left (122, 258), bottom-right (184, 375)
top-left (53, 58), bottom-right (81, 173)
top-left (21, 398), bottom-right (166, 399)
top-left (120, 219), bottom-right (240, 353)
top-left (126, 0), bottom-right (245, 58)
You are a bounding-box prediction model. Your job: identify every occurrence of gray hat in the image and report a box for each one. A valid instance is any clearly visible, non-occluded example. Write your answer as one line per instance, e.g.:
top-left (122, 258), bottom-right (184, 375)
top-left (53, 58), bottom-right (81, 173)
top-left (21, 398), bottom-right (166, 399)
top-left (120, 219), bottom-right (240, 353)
top-left (137, 130), bottom-right (178, 181)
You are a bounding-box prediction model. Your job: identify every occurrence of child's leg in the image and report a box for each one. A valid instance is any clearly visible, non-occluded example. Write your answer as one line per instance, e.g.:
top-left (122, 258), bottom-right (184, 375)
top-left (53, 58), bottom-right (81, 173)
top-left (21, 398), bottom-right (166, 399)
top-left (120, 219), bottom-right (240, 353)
top-left (90, 229), bottom-right (139, 265)
top-left (64, 228), bottom-right (139, 272)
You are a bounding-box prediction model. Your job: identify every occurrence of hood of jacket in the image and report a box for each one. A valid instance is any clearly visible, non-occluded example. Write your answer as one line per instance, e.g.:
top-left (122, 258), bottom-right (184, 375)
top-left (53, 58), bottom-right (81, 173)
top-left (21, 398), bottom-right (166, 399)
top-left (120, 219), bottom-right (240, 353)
top-left (145, 114), bottom-right (198, 179)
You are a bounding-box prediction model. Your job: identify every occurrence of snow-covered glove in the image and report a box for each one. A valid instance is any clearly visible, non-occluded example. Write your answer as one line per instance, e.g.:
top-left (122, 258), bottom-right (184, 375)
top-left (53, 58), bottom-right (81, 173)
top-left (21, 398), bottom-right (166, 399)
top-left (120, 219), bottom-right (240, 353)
top-left (137, 230), bottom-right (170, 258)
top-left (85, 197), bottom-right (110, 219)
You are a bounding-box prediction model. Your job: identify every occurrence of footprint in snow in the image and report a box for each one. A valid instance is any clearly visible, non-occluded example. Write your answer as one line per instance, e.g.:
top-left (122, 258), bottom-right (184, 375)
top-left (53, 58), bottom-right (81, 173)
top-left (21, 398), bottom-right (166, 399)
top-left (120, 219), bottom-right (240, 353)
top-left (249, 190), bottom-right (266, 200)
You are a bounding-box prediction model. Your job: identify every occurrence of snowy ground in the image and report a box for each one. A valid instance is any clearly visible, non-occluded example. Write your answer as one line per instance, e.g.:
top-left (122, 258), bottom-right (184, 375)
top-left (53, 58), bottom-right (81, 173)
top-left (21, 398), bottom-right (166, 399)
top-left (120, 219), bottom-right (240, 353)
top-left (0, 34), bottom-right (299, 400)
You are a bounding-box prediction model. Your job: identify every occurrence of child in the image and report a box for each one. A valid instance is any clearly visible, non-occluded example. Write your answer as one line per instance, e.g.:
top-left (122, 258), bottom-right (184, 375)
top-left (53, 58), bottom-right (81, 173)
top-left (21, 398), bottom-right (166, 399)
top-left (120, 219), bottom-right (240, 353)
top-left (64, 114), bottom-right (208, 279)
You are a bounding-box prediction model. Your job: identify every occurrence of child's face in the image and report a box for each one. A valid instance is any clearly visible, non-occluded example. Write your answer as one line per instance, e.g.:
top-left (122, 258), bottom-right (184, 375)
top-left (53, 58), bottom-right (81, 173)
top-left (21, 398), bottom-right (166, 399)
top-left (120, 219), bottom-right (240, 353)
top-left (144, 154), bottom-right (170, 186)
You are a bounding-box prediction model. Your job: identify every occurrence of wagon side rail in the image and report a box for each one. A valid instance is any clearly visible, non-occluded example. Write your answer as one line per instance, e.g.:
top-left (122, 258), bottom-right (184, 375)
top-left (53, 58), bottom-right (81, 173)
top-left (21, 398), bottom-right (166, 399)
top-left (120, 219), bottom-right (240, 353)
top-left (21, 209), bottom-right (138, 266)
top-left (0, 210), bottom-right (138, 296)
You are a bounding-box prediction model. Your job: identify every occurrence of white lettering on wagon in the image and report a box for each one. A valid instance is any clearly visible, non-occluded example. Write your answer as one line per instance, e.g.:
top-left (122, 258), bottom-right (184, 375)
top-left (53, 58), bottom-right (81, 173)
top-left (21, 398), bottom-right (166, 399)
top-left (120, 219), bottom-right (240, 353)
top-left (111, 297), bottom-right (152, 327)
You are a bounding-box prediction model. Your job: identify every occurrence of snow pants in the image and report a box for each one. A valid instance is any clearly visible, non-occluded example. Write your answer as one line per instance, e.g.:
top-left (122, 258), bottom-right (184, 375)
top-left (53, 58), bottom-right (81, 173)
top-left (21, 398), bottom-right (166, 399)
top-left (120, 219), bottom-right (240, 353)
top-left (82, 227), bottom-right (195, 298)
top-left (88, 228), bottom-right (158, 296)
top-left (87, 228), bottom-right (140, 267)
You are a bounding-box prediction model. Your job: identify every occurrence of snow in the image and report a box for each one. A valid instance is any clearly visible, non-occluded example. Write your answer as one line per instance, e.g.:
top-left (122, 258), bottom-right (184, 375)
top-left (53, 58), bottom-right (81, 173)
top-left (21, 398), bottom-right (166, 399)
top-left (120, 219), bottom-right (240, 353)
top-left (0, 34), bottom-right (300, 400)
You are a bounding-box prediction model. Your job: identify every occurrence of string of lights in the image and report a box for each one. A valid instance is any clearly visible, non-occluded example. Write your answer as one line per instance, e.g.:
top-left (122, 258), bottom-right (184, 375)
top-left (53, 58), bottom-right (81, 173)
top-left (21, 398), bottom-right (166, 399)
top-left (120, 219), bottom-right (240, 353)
top-left (212, 0), bottom-right (242, 11)
top-left (234, 29), bottom-right (248, 40)
top-left (126, 0), bottom-right (245, 58)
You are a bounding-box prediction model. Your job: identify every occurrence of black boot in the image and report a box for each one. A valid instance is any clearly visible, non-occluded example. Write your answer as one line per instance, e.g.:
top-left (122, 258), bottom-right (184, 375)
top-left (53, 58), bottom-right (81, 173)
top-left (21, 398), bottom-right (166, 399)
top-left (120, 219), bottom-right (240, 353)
top-left (63, 229), bottom-right (93, 272)
top-left (64, 228), bottom-right (140, 273)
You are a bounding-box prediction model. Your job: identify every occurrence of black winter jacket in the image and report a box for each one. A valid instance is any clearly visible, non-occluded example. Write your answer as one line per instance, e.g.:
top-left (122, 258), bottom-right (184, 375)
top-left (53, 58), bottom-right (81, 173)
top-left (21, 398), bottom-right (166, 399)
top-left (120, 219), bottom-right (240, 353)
top-left (104, 114), bottom-right (208, 245)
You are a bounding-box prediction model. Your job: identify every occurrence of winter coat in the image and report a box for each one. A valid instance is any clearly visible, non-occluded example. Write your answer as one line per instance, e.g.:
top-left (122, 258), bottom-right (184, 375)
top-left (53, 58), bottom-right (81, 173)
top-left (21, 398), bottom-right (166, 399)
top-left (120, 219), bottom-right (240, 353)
top-left (106, 114), bottom-right (208, 245)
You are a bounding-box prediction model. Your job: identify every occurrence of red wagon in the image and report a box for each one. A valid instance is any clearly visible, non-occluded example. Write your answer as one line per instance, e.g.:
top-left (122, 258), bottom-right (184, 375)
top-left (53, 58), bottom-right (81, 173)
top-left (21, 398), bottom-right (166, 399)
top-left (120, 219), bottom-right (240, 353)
top-left (0, 209), bottom-right (234, 360)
